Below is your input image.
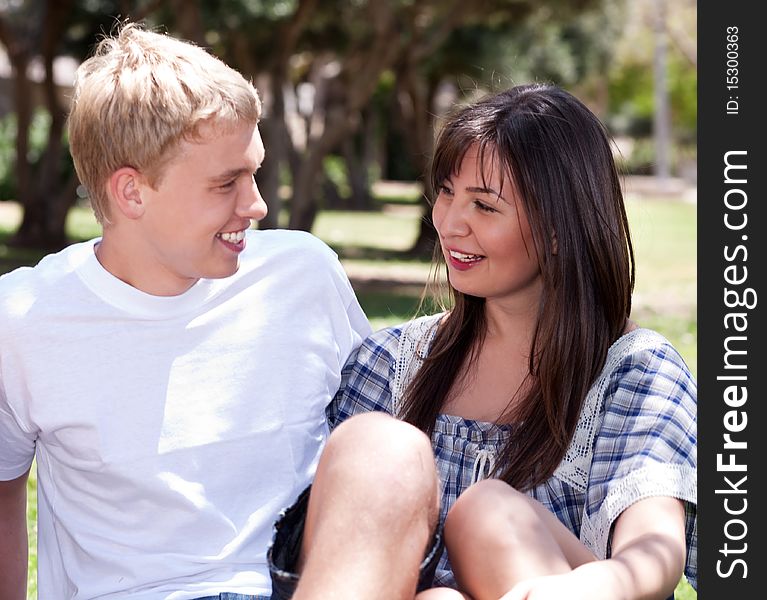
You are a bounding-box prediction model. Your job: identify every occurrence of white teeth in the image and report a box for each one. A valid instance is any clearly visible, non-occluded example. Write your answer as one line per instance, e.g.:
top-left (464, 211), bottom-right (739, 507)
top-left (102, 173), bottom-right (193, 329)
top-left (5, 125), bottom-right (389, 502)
top-left (449, 250), bottom-right (483, 262)
top-left (218, 230), bottom-right (246, 243)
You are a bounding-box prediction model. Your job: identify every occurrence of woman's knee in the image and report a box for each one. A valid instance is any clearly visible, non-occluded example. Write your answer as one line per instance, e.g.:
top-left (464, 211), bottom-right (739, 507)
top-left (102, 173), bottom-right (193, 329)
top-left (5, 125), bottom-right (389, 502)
top-left (328, 413), bottom-right (433, 467)
top-left (322, 413), bottom-right (439, 514)
top-left (331, 412), bottom-right (429, 449)
top-left (445, 479), bottom-right (537, 549)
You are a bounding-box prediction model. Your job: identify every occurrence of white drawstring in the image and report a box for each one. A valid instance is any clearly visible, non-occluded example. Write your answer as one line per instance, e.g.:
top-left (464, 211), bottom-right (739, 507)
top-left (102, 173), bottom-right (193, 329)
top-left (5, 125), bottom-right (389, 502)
top-left (471, 448), bottom-right (496, 484)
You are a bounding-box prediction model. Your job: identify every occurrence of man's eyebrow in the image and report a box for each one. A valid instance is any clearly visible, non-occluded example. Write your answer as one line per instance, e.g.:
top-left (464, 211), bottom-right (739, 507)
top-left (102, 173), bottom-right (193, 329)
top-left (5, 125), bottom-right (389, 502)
top-left (208, 167), bottom-right (256, 183)
top-left (465, 186), bottom-right (507, 202)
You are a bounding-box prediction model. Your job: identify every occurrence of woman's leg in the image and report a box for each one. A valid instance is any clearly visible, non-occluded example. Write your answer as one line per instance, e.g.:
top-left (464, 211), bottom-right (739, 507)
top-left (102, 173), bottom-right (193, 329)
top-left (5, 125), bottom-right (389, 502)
top-left (444, 479), bottom-right (596, 600)
top-left (293, 412), bottom-right (440, 600)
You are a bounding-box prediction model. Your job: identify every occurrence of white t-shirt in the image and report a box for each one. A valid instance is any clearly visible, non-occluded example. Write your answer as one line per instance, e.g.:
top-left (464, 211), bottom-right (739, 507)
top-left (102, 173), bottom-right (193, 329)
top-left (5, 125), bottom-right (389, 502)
top-left (0, 229), bottom-right (371, 599)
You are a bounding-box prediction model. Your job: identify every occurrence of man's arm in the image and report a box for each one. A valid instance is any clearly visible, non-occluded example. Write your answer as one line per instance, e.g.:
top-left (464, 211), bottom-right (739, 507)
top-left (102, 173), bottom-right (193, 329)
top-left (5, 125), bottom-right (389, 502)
top-left (0, 470), bottom-right (30, 600)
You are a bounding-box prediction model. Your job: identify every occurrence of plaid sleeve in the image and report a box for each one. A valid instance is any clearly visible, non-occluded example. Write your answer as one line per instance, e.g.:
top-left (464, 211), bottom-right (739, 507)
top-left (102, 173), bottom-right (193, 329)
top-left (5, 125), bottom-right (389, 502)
top-left (584, 341), bottom-right (697, 589)
top-left (327, 326), bottom-right (403, 430)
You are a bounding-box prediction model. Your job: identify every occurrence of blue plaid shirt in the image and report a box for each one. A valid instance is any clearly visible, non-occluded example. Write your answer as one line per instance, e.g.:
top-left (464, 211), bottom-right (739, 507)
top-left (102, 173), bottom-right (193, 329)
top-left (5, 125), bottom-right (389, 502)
top-left (328, 314), bottom-right (697, 592)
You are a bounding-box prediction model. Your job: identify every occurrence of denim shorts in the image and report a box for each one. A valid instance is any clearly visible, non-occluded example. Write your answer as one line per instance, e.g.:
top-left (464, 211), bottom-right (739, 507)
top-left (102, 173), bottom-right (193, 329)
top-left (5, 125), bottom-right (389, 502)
top-left (267, 486), bottom-right (444, 600)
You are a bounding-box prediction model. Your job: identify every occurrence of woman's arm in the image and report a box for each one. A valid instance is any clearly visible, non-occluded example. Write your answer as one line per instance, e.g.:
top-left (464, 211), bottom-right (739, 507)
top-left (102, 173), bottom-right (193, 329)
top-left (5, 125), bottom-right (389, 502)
top-left (500, 496), bottom-right (686, 600)
top-left (601, 495), bottom-right (687, 599)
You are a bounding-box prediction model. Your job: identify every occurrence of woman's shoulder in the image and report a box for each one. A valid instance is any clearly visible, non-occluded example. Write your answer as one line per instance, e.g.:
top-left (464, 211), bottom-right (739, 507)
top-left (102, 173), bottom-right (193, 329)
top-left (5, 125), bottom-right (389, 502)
top-left (361, 313), bottom-right (444, 353)
top-left (398, 312), bottom-right (443, 342)
top-left (596, 327), bottom-right (697, 421)
top-left (609, 326), bottom-right (673, 354)
top-left (554, 327), bottom-right (696, 495)
top-left (603, 327), bottom-right (695, 384)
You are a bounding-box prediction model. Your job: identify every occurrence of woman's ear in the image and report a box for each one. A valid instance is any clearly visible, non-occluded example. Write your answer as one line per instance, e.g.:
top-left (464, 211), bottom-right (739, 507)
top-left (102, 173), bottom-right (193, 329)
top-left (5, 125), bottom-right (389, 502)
top-left (108, 167), bottom-right (145, 220)
top-left (551, 230), bottom-right (558, 255)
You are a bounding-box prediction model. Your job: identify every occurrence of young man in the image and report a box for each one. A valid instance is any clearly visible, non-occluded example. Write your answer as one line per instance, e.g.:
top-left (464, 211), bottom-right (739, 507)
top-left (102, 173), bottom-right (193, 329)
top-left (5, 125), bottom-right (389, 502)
top-left (0, 24), bottom-right (439, 600)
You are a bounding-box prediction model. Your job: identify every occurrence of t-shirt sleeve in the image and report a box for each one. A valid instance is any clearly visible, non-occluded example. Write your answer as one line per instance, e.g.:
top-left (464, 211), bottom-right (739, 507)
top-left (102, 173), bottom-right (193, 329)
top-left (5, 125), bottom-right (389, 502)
top-left (583, 342), bottom-right (697, 590)
top-left (0, 379), bottom-right (36, 481)
top-left (327, 328), bottom-right (401, 430)
top-left (345, 296), bottom-right (372, 349)
top-left (321, 239), bottom-right (373, 359)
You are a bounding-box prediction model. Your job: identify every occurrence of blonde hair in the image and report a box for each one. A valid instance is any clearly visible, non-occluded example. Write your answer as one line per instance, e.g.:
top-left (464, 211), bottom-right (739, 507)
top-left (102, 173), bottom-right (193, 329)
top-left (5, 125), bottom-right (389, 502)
top-left (67, 23), bottom-right (262, 225)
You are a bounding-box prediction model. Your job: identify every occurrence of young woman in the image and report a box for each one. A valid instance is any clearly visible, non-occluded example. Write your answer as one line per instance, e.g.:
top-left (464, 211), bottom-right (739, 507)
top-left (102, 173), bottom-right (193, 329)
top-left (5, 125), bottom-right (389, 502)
top-left (329, 84), bottom-right (697, 600)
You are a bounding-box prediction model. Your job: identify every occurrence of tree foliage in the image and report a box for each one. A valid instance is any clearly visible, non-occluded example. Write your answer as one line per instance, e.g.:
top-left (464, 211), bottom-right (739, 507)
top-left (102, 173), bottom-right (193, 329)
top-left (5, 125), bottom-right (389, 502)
top-left (0, 0), bottom-right (694, 250)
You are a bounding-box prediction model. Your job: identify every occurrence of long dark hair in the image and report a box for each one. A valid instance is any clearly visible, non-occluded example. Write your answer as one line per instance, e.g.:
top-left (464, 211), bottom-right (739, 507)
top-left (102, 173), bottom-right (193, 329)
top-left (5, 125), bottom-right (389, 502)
top-left (401, 83), bottom-right (635, 491)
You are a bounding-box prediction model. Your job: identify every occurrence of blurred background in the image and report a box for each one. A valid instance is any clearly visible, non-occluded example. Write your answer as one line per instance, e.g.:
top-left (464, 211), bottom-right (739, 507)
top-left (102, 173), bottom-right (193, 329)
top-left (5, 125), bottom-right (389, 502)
top-left (0, 1), bottom-right (696, 597)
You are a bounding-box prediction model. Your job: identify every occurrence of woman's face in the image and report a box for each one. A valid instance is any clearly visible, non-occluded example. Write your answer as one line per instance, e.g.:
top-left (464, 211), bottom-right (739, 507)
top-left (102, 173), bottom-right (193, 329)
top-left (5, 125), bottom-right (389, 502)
top-left (432, 145), bottom-right (543, 310)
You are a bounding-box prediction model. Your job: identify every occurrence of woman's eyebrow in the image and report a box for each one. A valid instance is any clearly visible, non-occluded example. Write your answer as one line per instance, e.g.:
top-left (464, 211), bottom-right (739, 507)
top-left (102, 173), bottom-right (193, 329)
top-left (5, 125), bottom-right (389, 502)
top-left (465, 186), bottom-right (507, 202)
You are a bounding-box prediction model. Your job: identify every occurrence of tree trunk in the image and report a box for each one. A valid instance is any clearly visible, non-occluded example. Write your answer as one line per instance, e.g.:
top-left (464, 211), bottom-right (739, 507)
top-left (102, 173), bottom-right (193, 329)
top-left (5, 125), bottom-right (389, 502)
top-left (256, 0), bottom-right (319, 229)
top-left (652, 0), bottom-right (671, 182)
top-left (256, 80), bottom-right (289, 229)
top-left (410, 210), bottom-right (438, 256)
top-left (343, 130), bottom-right (372, 211)
top-left (363, 103), bottom-right (383, 185)
top-left (321, 170), bottom-right (345, 210)
top-left (10, 55), bottom-right (32, 212)
top-left (288, 133), bottom-right (337, 230)
top-left (168, 0), bottom-right (206, 45)
top-left (2, 0), bottom-right (76, 250)
top-left (286, 0), bottom-right (403, 230)
top-left (396, 65), bottom-right (440, 257)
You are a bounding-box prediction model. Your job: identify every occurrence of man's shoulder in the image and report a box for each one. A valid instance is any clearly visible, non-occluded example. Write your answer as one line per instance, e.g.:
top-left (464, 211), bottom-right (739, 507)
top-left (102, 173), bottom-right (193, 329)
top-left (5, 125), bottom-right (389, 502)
top-left (242, 229), bottom-right (338, 269)
top-left (265, 229), bottom-right (324, 245)
top-left (0, 241), bottom-right (93, 319)
top-left (247, 228), bottom-right (333, 251)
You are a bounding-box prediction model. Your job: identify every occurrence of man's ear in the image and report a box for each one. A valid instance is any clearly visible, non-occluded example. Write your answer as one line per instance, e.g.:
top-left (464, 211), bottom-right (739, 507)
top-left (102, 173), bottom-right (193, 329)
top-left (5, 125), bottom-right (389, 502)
top-left (108, 167), bottom-right (146, 220)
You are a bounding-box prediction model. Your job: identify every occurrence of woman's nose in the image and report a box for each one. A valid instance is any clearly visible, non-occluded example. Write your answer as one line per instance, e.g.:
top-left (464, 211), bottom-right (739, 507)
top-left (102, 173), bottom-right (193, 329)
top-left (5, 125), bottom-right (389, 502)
top-left (436, 201), bottom-right (470, 238)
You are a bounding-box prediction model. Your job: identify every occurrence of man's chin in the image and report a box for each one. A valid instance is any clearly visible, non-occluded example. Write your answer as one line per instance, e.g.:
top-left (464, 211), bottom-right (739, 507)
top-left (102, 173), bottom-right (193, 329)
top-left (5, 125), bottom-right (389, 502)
top-left (201, 260), bottom-right (240, 281)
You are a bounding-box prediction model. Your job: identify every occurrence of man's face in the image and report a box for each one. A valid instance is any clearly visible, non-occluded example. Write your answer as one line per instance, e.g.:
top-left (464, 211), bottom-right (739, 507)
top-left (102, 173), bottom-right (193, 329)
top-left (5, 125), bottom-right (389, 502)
top-left (124, 121), bottom-right (267, 295)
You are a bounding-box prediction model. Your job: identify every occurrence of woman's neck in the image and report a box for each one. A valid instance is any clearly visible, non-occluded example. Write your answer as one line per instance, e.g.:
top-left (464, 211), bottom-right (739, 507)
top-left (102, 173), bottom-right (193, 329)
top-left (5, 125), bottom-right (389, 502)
top-left (483, 297), bottom-right (538, 347)
top-left (440, 300), bottom-right (538, 423)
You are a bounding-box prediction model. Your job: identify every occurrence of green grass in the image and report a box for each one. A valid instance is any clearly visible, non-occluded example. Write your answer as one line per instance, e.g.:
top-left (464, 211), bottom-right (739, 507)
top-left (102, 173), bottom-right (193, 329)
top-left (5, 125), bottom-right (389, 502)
top-left (25, 464), bottom-right (38, 600)
top-left (626, 198), bottom-right (697, 375)
top-left (2, 194), bottom-right (696, 598)
top-left (314, 207), bottom-right (423, 252)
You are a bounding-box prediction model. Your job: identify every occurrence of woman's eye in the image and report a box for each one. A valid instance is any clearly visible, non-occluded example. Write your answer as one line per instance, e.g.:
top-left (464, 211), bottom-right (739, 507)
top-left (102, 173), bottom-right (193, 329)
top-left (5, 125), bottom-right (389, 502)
top-left (475, 200), bottom-right (496, 213)
top-left (438, 184), bottom-right (453, 196)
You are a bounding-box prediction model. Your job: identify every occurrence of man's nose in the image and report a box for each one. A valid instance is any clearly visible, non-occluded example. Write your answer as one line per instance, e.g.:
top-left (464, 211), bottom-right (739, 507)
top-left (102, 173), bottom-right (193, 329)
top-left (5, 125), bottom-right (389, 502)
top-left (238, 177), bottom-right (268, 221)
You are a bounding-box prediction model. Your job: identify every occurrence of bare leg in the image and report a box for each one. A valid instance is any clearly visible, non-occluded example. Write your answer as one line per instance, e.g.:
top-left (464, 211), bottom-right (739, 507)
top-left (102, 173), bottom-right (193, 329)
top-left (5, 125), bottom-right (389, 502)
top-left (293, 412), bottom-right (440, 600)
top-left (444, 479), bottom-right (596, 600)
